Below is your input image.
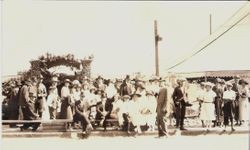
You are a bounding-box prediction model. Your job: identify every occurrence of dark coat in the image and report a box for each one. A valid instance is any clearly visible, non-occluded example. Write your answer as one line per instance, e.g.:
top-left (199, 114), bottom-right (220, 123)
top-left (18, 85), bottom-right (30, 107)
top-left (156, 87), bottom-right (168, 115)
top-left (172, 86), bottom-right (186, 105)
top-left (60, 96), bottom-right (73, 119)
top-left (8, 87), bottom-right (20, 120)
top-left (74, 100), bottom-right (89, 121)
top-left (119, 82), bottom-right (133, 96)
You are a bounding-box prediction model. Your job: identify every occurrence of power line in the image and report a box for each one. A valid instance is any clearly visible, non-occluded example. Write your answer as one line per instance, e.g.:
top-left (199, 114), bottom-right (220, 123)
top-left (166, 12), bottom-right (249, 71)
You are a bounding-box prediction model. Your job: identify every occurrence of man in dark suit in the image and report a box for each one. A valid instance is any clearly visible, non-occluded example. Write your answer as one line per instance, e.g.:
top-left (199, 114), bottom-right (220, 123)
top-left (212, 78), bottom-right (224, 127)
top-left (74, 92), bottom-right (93, 134)
top-left (156, 81), bottom-right (169, 137)
top-left (119, 75), bottom-right (133, 96)
top-left (19, 79), bottom-right (40, 131)
top-left (172, 78), bottom-right (187, 130)
top-left (232, 75), bottom-right (240, 125)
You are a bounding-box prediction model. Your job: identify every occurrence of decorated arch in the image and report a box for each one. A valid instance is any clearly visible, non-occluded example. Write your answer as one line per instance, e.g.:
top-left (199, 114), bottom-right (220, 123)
top-left (22, 53), bottom-right (93, 83)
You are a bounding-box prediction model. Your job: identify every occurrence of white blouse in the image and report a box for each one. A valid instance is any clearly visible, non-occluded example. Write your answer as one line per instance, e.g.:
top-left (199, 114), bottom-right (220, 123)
top-left (223, 90), bottom-right (236, 100)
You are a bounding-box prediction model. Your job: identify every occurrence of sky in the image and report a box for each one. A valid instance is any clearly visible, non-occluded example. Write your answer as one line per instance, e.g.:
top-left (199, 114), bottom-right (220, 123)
top-left (1, 0), bottom-right (247, 78)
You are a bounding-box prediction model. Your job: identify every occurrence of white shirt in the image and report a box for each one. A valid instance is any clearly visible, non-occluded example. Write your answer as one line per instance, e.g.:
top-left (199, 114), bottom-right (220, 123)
top-left (223, 90), bottom-right (236, 100)
top-left (106, 84), bottom-right (117, 99)
top-left (61, 86), bottom-right (70, 98)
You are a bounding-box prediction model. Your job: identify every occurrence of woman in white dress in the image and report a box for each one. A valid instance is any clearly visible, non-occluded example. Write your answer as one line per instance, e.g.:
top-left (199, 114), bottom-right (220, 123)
top-left (46, 86), bottom-right (60, 120)
top-left (200, 82), bottom-right (216, 131)
top-left (128, 92), bottom-right (143, 134)
top-left (238, 79), bottom-right (249, 126)
top-left (141, 91), bottom-right (157, 131)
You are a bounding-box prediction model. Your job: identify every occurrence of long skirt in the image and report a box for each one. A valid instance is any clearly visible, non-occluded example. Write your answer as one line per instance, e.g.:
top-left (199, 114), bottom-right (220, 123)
top-left (239, 97), bottom-right (249, 121)
top-left (60, 98), bottom-right (73, 120)
top-left (200, 103), bottom-right (215, 121)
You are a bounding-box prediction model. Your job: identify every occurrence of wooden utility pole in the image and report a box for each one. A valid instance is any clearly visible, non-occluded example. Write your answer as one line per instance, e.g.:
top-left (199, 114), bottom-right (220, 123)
top-left (154, 20), bottom-right (162, 77)
top-left (205, 14), bottom-right (212, 82)
top-left (209, 14), bottom-right (212, 35)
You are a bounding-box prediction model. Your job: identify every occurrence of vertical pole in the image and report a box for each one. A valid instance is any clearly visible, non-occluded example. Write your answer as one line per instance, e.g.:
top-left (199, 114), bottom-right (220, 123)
top-left (209, 14), bottom-right (212, 35)
top-left (205, 14), bottom-right (212, 83)
top-left (154, 20), bottom-right (159, 77)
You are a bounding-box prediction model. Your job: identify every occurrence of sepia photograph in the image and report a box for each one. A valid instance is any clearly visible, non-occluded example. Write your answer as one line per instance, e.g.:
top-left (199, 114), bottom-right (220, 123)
top-left (1, 1), bottom-right (249, 150)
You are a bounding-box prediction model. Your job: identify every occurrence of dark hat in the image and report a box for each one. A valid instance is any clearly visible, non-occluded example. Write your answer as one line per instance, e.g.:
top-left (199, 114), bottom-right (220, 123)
top-left (25, 78), bottom-right (32, 84)
top-left (29, 92), bottom-right (36, 98)
top-left (31, 76), bottom-right (38, 82)
top-left (239, 79), bottom-right (248, 85)
top-left (97, 76), bottom-right (104, 80)
top-left (131, 91), bottom-right (142, 98)
top-left (146, 90), bottom-right (154, 96)
top-left (80, 92), bottom-right (85, 97)
top-left (125, 75), bottom-right (130, 80)
top-left (159, 77), bottom-right (166, 82)
top-left (16, 81), bottom-right (22, 86)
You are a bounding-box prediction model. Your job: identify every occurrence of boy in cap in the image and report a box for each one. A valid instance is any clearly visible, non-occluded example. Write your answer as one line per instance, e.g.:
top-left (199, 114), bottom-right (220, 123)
top-left (222, 82), bottom-right (236, 131)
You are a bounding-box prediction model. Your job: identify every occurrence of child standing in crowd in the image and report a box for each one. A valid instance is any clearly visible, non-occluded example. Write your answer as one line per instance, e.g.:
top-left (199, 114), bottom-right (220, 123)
top-left (47, 86), bottom-right (60, 120)
top-left (222, 82), bottom-right (236, 131)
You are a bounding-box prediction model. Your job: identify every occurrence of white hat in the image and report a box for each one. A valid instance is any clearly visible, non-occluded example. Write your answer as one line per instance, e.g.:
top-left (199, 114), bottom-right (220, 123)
top-left (72, 80), bottom-right (80, 85)
top-left (204, 82), bottom-right (214, 87)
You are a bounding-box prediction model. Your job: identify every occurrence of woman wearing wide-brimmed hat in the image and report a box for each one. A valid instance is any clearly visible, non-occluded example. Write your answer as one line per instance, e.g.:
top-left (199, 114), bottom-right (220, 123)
top-left (238, 79), bottom-right (249, 126)
top-left (60, 79), bottom-right (73, 130)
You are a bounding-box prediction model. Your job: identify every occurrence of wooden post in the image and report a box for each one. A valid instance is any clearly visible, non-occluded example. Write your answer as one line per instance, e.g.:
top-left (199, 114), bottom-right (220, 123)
top-left (209, 14), bottom-right (212, 35)
top-left (154, 20), bottom-right (162, 77)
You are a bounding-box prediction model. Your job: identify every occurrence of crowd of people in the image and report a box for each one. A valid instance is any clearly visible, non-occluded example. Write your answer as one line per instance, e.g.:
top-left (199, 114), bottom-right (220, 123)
top-left (2, 74), bottom-right (249, 137)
